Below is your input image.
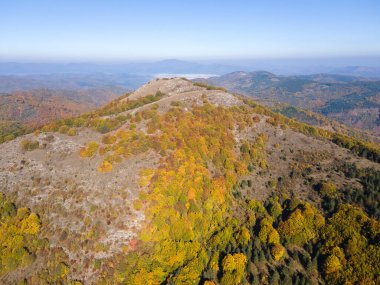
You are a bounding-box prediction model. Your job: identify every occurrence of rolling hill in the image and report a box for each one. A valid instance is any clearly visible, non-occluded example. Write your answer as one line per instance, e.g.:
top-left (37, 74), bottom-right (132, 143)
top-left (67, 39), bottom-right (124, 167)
top-left (0, 78), bottom-right (379, 284)
top-left (0, 87), bottom-right (127, 143)
top-left (202, 71), bottom-right (380, 136)
top-left (0, 73), bottom-right (151, 93)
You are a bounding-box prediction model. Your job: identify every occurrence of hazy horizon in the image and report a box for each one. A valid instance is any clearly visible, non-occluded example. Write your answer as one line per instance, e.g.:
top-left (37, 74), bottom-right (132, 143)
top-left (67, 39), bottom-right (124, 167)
top-left (1, 57), bottom-right (380, 77)
top-left (2, 56), bottom-right (380, 65)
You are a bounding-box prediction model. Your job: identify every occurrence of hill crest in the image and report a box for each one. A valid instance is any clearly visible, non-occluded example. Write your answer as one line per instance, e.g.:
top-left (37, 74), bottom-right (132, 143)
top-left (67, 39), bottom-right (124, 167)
top-left (0, 78), bottom-right (379, 284)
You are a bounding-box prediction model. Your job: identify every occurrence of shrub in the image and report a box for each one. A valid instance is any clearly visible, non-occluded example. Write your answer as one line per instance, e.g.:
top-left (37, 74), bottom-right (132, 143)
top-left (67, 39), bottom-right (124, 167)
top-left (193, 82), bottom-right (227, 92)
top-left (58, 125), bottom-right (69, 134)
top-left (67, 128), bottom-right (77, 136)
top-left (102, 134), bottom-right (117, 145)
top-left (3, 134), bottom-right (15, 142)
top-left (133, 200), bottom-right (143, 211)
top-left (319, 182), bottom-right (337, 197)
top-left (48, 262), bottom-right (69, 282)
top-left (95, 120), bottom-right (113, 133)
top-left (98, 160), bottom-right (113, 172)
top-left (79, 141), bottom-right (99, 158)
top-left (21, 139), bottom-right (39, 151)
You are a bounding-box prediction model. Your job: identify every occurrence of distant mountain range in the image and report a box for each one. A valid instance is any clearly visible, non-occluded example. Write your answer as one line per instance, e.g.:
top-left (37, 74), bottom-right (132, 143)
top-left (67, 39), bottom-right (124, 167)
top-left (202, 71), bottom-right (380, 135)
top-left (0, 60), bottom-right (241, 76)
top-left (1, 59), bottom-right (380, 78)
top-left (0, 73), bottom-right (151, 93)
top-left (329, 66), bottom-right (380, 78)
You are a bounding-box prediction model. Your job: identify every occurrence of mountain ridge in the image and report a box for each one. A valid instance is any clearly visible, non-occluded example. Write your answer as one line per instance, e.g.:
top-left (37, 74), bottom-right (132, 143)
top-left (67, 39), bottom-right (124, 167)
top-left (201, 71), bottom-right (380, 136)
top-left (0, 78), bottom-right (379, 284)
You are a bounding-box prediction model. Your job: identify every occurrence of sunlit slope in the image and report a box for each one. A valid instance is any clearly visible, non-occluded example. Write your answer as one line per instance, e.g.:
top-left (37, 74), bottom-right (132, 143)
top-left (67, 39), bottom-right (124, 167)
top-left (0, 78), bottom-right (379, 284)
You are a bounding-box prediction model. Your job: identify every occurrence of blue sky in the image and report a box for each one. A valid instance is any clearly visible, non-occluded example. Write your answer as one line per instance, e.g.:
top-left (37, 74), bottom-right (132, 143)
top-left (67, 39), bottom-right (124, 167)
top-left (1, 0), bottom-right (380, 62)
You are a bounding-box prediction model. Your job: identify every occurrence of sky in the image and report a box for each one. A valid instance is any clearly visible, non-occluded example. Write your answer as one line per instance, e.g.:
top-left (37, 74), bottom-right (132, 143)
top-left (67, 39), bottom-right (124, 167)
top-left (1, 0), bottom-right (380, 62)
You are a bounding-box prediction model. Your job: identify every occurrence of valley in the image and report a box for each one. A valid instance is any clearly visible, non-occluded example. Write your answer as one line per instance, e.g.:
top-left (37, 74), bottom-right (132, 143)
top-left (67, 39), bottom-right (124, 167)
top-left (202, 71), bottom-right (380, 137)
